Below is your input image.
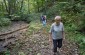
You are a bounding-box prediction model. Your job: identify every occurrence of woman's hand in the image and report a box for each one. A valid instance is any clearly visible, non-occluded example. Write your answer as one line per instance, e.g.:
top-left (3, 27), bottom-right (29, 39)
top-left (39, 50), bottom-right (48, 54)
top-left (49, 38), bottom-right (52, 42)
top-left (63, 37), bottom-right (65, 40)
top-left (49, 37), bottom-right (53, 49)
top-left (49, 33), bottom-right (52, 42)
top-left (62, 31), bottom-right (65, 40)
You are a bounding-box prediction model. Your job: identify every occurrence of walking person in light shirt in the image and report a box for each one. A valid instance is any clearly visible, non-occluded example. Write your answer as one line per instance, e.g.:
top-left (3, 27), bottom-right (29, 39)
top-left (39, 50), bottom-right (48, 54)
top-left (49, 16), bottom-right (65, 55)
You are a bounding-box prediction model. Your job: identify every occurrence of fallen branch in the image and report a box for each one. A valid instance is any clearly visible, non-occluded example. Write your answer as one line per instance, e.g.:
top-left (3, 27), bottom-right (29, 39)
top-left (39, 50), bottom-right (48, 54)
top-left (0, 25), bottom-right (29, 36)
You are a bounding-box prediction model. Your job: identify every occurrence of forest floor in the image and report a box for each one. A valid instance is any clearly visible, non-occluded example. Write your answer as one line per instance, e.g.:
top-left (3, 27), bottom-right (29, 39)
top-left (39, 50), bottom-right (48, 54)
top-left (0, 21), bottom-right (79, 55)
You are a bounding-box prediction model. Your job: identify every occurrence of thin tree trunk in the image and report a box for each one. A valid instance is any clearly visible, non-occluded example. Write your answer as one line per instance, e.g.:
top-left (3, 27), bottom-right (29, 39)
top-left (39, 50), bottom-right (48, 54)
top-left (3, 0), bottom-right (8, 13)
top-left (41, 0), bottom-right (44, 12)
top-left (1, 2), bottom-right (4, 11)
top-left (8, 0), bottom-right (11, 15)
top-left (1, 2), bottom-right (4, 17)
top-left (36, 0), bottom-right (39, 12)
top-left (44, 0), bottom-right (47, 14)
top-left (20, 0), bottom-right (24, 12)
top-left (28, 0), bottom-right (30, 14)
top-left (13, 0), bottom-right (17, 14)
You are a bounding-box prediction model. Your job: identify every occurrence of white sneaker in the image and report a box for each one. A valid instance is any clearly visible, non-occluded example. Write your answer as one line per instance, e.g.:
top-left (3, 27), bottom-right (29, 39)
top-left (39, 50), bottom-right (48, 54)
top-left (57, 48), bottom-right (61, 53)
top-left (53, 52), bottom-right (56, 55)
top-left (57, 48), bottom-right (61, 55)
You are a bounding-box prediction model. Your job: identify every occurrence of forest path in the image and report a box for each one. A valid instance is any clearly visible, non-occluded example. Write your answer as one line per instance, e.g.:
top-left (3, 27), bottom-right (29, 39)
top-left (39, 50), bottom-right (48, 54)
top-left (20, 28), bottom-right (79, 55)
top-left (0, 21), bottom-right (79, 55)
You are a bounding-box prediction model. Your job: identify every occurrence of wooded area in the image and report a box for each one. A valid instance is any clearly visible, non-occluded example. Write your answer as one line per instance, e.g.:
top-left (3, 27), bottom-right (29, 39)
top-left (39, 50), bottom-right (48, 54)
top-left (0, 0), bottom-right (85, 55)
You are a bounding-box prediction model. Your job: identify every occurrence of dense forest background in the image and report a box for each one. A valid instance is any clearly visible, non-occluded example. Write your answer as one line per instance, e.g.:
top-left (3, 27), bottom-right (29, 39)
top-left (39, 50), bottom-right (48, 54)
top-left (0, 0), bottom-right (85, 55)
top-left (0, 0), bottom-right (85, 30)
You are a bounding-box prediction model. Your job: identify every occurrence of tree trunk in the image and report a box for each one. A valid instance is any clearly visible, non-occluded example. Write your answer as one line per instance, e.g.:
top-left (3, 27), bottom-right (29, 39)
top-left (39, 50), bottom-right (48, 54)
top-left (44, 0), bottom-right (47, 14)
top-left (20, 0), bottom-right (24, 13)
top-left (37, 1), bottom-right (39, 12)
top-left (13, 0), bottom-right (17, 14)
top-left (3, 0), bottom-right (8, 13)
top-left (28, 0), bottom-right (30, 14)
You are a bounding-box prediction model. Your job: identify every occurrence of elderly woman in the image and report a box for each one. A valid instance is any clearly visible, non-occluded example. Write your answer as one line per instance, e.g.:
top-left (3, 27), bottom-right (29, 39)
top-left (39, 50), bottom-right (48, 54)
top-left (49, 16), bottom-right (65, 55)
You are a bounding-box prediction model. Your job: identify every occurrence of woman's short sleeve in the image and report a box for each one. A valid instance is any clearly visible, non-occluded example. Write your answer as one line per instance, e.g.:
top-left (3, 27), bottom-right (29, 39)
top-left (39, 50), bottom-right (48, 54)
top-left (62, 23), bottom-right (64, 31)
top-left (49, 24), bottom-right (54, 33)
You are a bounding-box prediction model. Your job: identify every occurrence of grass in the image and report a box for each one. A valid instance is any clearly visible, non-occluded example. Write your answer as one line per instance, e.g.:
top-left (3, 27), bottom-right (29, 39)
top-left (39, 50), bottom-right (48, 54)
top-left (26, 20), bottom-right (53, 35)
top-left (26, 20), bottom-right (43, 35)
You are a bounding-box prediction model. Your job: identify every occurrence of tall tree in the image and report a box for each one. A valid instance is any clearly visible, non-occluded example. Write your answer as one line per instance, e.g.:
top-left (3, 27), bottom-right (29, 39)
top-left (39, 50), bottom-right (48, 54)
top-left (28, 0), bottom-right (30, 14)
top-left (3, 0), bottom-right (8, 13)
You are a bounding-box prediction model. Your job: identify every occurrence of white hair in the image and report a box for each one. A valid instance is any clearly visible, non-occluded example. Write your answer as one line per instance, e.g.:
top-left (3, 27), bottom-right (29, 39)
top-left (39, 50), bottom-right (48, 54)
top-left (55, 16), bottom-right (61, 20)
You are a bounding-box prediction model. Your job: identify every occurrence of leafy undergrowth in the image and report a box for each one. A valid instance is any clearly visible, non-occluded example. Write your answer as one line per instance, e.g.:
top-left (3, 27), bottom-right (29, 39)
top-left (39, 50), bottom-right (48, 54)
top-left (26, 20), bottom-right (43, 35)
top-left (0, 18), bottom-right (11, 27)
top-left (65, 26), bottom-right (85, 55)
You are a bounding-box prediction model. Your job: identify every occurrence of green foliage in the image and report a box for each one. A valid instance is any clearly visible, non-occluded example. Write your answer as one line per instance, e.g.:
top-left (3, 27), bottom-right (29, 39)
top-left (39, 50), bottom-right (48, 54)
top-left (18, 52), bottom-right (25, 55)
top-left (77, 35), bottom-right (85, 54)
top-left (46, 2), bottom-right (69, 19)
top-left (65, 29), bottom-right (85, 54)
top-left (28, 13), bottom-right (42, 21)
top-left (0, 18), bottom-right (11, 27)
top-left (5, 50), bottom-right (10, 55)
top-left (27, 20), bottom-right (42, 35)
top-left (47, 1), bottom-right (85, 31)
top-left (8, 13), bottom-right (42, 23)
top-left (10, 14), bottom-right (29, 21)
top-left (9, 14), bottom-right (20, 21)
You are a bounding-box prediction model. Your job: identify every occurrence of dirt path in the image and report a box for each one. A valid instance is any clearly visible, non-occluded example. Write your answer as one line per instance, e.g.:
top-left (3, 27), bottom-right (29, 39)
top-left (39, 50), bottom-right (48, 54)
top-left (0, 21), bottom-right (29, 52)
top-left (0, 21), bottom-right (79, 55)
top-left (9, 28), bottom-right (79, 55)
top-left (0, 21), bottom-right (29, 36)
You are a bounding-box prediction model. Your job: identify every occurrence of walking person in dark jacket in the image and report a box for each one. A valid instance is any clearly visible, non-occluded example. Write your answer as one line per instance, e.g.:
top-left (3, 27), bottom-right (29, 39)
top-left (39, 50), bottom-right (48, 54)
top-left (41, 15), bottom-right (46, 27)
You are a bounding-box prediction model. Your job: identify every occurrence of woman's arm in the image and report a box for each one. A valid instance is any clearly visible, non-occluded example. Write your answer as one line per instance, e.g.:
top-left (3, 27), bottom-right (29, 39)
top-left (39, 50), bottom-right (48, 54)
top-left (62, 31), bottom-right (65, 39)
top-left (62, 22), bottom-right (65, 39)
top-left (49, 24), bottom-right (53, 42)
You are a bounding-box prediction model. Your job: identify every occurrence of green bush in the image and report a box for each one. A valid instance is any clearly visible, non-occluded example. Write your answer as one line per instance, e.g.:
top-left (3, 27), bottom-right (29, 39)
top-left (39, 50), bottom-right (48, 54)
top-left (47, 2), bottom-right (85, 31)
top-left (9, 13), bottom-right (42, 23)
top-left (9, 14), bottom-right (28, 21)
top-left (28, 13), bottom-right (42, 21)
top-left (0, 18), bottom-right (11, 26)
top-left (25, 13), bottom-right (42, 23)
top-left (46, 2), bottom-right (69, 19)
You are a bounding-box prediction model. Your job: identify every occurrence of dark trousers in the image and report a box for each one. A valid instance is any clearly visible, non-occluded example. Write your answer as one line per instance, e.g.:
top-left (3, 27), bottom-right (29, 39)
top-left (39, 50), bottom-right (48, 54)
top-left (53, 39), bottom-right (63, 52)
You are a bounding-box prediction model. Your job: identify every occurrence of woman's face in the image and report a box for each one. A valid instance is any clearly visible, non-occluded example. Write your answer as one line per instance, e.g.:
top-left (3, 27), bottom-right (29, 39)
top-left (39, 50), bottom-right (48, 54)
top-left (55, 19), bottom-right (61, 24)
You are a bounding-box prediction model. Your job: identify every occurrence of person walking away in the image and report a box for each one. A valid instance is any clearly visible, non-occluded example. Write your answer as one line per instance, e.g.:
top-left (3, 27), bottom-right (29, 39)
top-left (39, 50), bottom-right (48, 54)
top-left (41, 15), bottom-right (47, 33)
